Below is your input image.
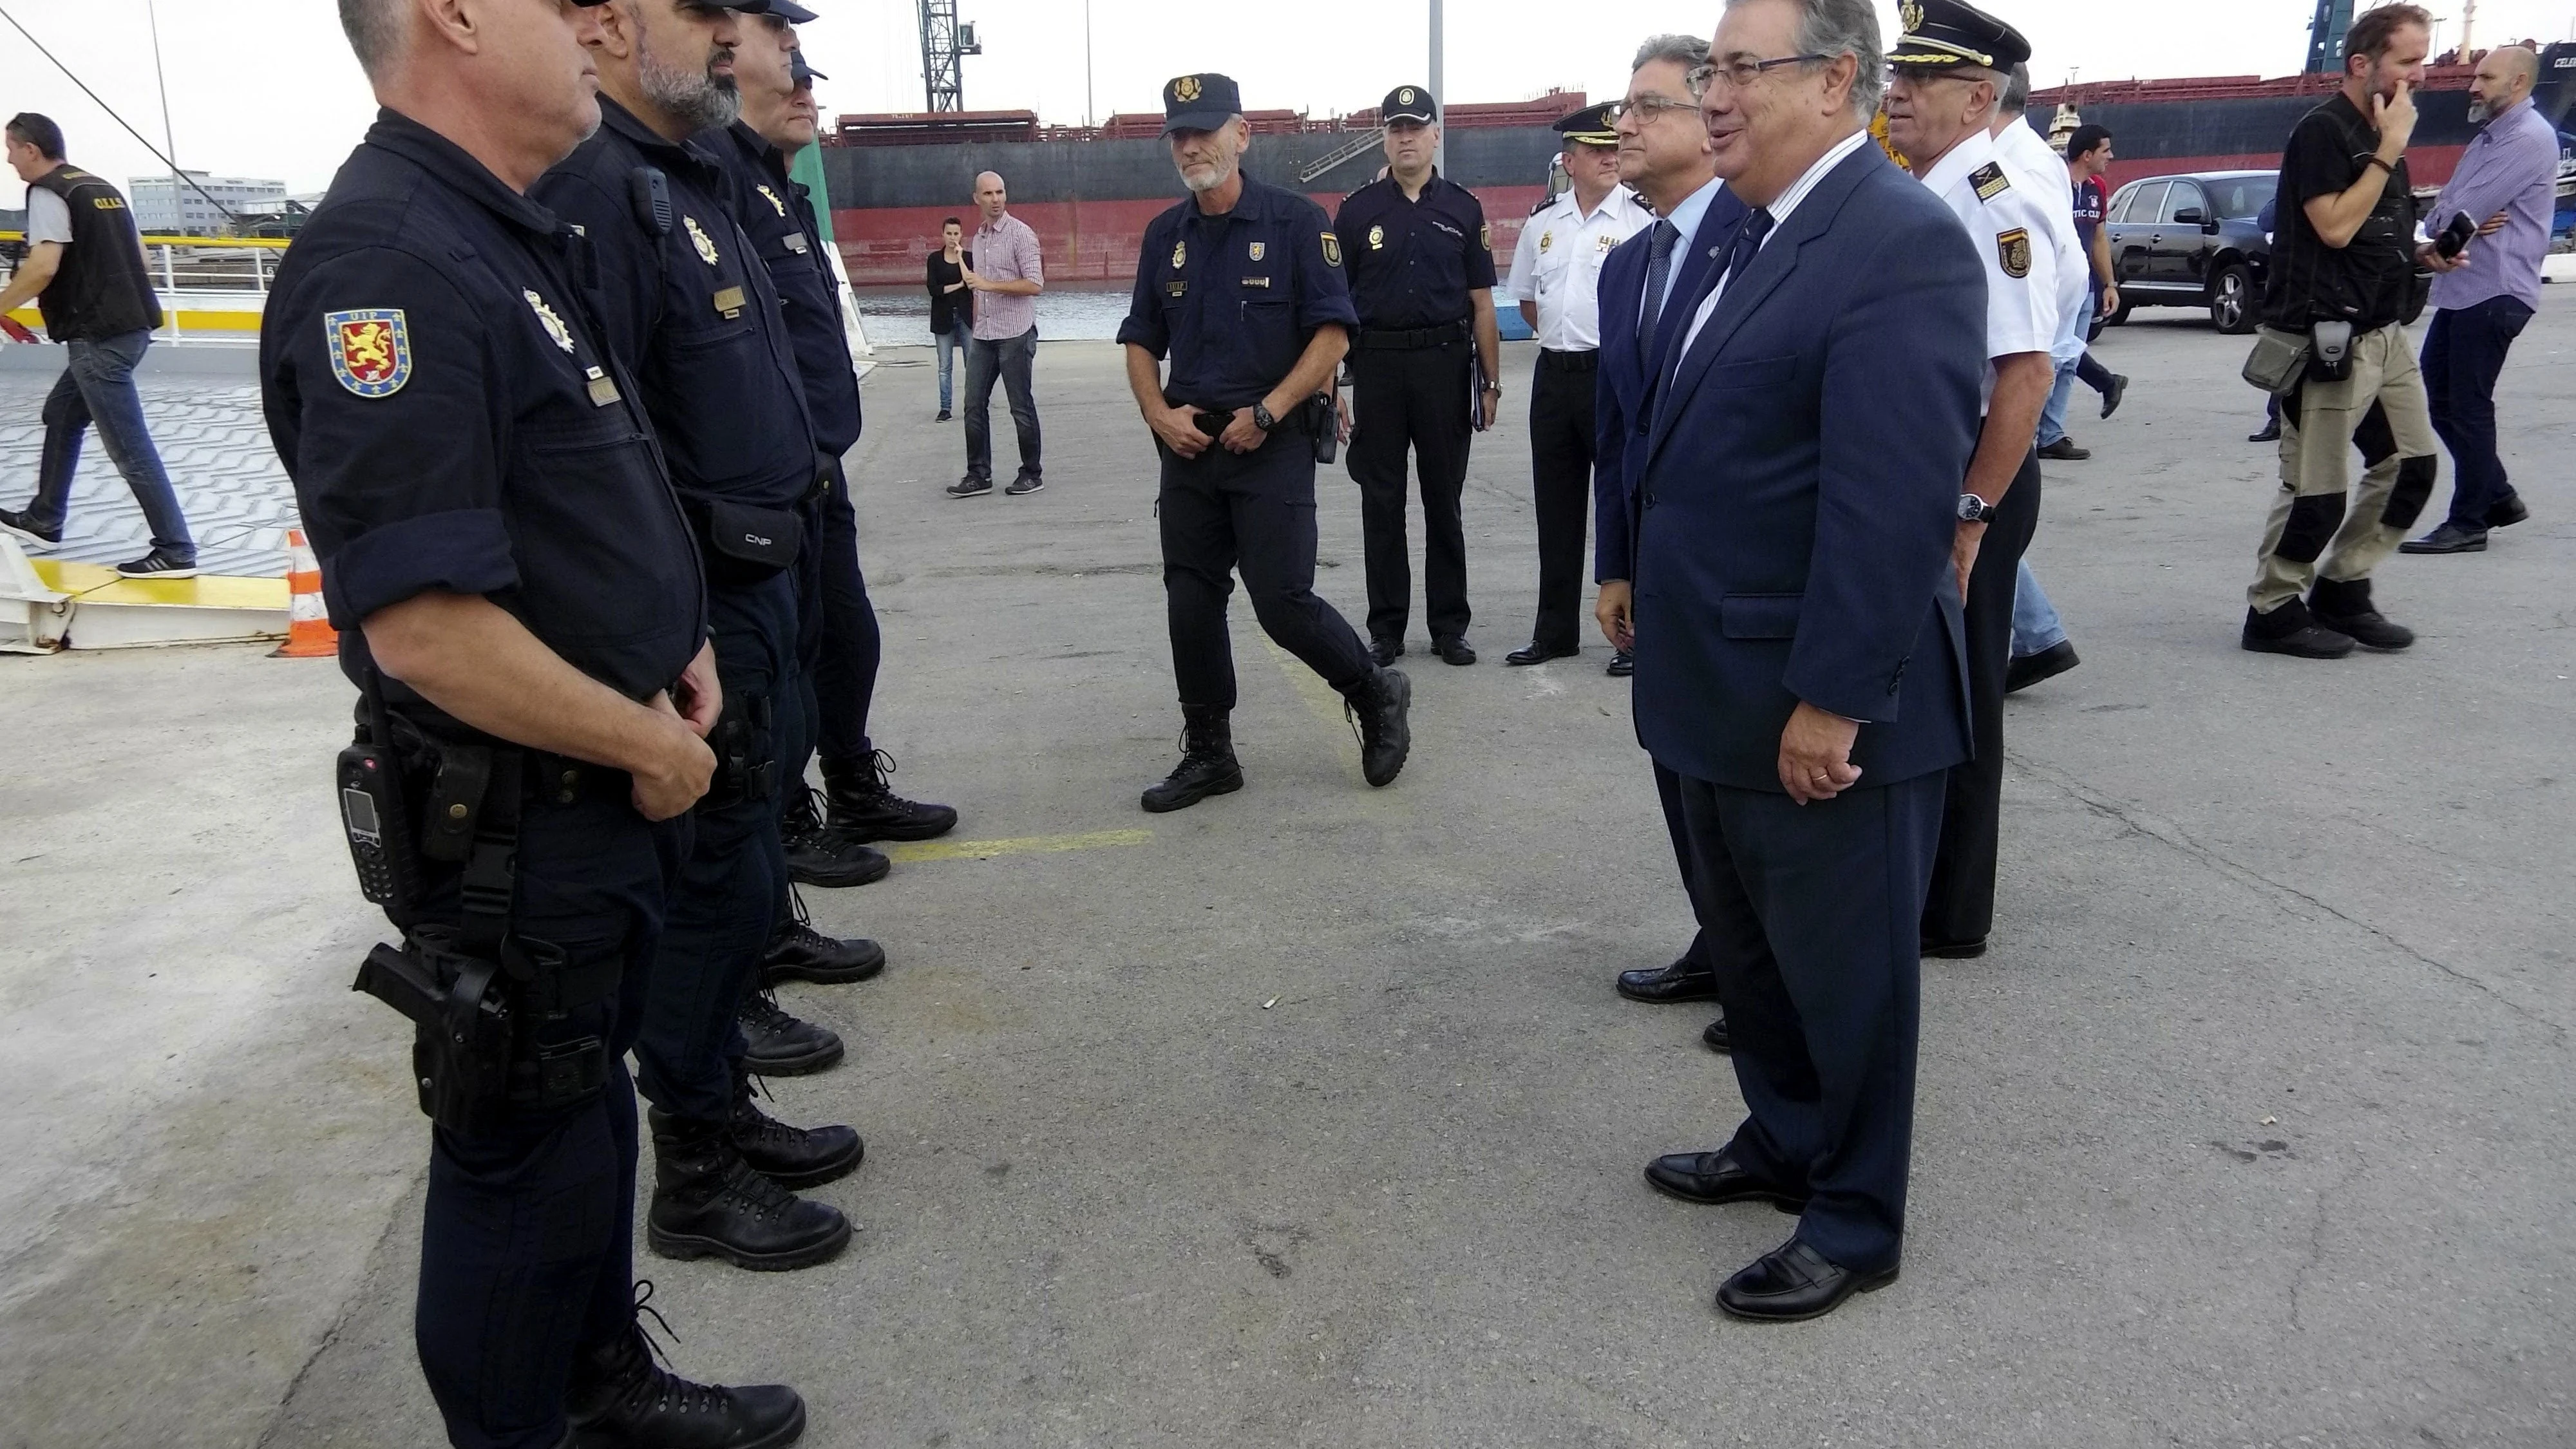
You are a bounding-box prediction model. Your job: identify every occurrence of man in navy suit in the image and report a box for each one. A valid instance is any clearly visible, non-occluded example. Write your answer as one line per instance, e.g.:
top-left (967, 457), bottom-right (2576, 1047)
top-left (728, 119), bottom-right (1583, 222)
top-left (1595, 35), bottom-right (1748, 1056)
top-left (1631, 0), bottom-right (1985, 1322)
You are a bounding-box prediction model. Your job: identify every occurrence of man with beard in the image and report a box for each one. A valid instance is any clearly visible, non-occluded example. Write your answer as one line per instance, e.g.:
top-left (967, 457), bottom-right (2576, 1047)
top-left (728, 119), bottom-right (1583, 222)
top-left (1116, 72), bottom-right (1414, 812)
top-left (536, 0), bottom-right (861, 1278)
top-left (272, 1), bottom-right (806, 1441)
top-left (1592, 33), bottom-right (1747, 1052)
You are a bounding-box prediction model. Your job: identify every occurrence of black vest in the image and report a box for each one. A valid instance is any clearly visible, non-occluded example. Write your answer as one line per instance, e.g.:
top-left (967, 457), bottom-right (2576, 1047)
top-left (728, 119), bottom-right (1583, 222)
top-left (28, 165), bottom-right (164, 341)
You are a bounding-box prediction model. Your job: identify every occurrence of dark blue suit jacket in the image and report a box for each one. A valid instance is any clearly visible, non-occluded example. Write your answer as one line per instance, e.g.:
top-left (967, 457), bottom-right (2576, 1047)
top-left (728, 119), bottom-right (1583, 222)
top-left (1593, 184), bottom-right (1747, 583)
top-left (1631, 143), bottom-right (1984, 792)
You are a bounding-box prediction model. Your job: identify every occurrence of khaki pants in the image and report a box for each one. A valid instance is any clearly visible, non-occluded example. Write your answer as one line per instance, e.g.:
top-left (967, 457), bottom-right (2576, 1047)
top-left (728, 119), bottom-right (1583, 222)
top-left (2247, 323), bottom-right (2440, 613)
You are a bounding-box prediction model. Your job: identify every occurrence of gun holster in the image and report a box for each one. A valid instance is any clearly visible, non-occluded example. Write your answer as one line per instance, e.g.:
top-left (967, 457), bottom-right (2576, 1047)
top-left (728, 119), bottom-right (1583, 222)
top-left (701, 692), bottom-right (776, 811)
top-left (1304, 392), bottom-right (1338, 465)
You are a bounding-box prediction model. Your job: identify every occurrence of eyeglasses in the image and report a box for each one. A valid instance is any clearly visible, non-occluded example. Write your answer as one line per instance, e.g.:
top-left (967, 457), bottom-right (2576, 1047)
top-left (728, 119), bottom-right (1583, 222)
top-left (1688, 53), bottom-right (1830, 92)
top-left (1604, 94), bottom-right (1698, 124)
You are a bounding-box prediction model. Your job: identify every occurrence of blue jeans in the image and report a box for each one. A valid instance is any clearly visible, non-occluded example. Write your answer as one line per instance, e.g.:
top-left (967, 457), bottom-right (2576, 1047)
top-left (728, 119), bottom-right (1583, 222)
top-left (24, 330), bottom-right (194, 560)
top-left (963, 327), bottom-right (1041, 481)
top-left (933, 317), bottom-right (970, 412)
top-left (2421, 295), bottom-right (2532, 528)
top-left (2009, 558), bottom-right (2066, 658)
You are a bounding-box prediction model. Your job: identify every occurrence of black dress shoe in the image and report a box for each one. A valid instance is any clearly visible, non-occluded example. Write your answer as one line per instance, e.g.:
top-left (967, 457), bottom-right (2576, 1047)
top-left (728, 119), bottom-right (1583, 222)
top-left (565, 1320), bottom-right (806, 1449)
top-left (1433, 635), bottom-right (1476, 666)
top-left (1716, 1238), bottom-right (1898, 1322)
top-left (2099, 373), bottom-right (2128, 419)
top-left (1920, 937), bottom-right (1987, 959)
top-left (2003, 639), bottom-right (2079, 694)
top-left (2036, 436), bottom-right (2090, 461)
top-left (1504, 641), bottom-right (1577, 666)
top-left (1605, 650), bottom-right (1634, 677)
top-left (2485, 494), bottom-right (2528, 529)
top-left (1369, 636), bottom-right (1404, 667)
top-left (2398, 521), bottom-right (2487, 554)
top-left (1643, 1150), bottom-right (1805, 1210)
top-left (1701, 1015), bottom-right (1730, 1054)
top-left (1615, 960), bottom-right (1722, 1004)
top-left (2248, 421), bottom-right (2280, 444)
top-left (737, 989), bottom-right (845, 1076)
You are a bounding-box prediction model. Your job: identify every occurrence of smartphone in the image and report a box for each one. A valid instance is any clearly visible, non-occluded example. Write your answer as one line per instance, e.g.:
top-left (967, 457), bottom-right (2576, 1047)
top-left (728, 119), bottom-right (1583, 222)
top-left (2436, 211), bottom-right (2476, 259)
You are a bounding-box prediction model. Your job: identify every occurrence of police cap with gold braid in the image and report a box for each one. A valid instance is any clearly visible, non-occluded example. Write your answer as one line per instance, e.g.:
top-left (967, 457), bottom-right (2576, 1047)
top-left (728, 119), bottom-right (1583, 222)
top-left (1888, 0), bottom-right (2031, 71)
top-left (1550, 101), bottom-right (1618, 149)
top-left (1160, 73), bottom-right (1244, 135)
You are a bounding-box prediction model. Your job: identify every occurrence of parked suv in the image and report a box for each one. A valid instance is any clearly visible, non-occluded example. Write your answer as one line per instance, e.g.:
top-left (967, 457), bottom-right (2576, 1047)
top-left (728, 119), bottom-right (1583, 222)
top-left (2102, 169), bottom-right (2276, 334)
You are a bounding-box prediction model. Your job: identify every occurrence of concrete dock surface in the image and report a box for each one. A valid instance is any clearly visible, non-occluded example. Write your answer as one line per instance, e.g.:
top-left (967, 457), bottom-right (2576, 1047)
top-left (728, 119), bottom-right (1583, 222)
top-left (2, 304), bottom-right (2570, 1448)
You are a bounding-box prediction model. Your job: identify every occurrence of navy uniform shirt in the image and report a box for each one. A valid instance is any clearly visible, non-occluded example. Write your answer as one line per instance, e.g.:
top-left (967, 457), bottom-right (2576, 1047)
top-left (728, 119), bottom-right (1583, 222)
top-left (261, 108), bottom-right (705, 726)
top-left (1331, 171), bottom-right (1498, 331)
top-left (701, 122), bottom-right (863, 457)
top-left (535, 98), bottom-right (816, 510)
top-left (1117, 173), bottom-right (1359, 411)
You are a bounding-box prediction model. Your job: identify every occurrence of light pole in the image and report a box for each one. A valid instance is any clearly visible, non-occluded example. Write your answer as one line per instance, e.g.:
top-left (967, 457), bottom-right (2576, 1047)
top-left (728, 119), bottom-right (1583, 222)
top-left (1084, 0), bottom-right (1095, 129)
top-left (146, 0), bottom-right (181, 225)
top-left (1428, 0), bottom-right (1444, 173)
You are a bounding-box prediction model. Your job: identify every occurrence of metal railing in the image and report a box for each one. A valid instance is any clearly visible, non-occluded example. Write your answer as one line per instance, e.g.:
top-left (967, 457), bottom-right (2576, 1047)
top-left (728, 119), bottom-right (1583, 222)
top-left (2, 232), bottom-right (286, 341)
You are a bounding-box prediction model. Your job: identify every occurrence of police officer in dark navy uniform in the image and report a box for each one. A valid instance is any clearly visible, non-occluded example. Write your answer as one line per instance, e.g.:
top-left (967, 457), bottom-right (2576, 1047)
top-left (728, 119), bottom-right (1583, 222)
top-left (1332, 85), bottom-right (1503, 667)
top-left (263, 1), bottom-right (804, 1443)
top-left (535, 0), bottom-right (861, 1279)
top-left (1118, 72), bottom-right (1414, 811)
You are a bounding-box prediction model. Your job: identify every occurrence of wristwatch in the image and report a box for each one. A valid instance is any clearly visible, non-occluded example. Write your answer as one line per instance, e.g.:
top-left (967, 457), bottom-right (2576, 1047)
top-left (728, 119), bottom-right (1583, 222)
top-left (1956, 493), bottom-right (1998, 525)
top-left (1252, 402), bottom-right (1278, 432)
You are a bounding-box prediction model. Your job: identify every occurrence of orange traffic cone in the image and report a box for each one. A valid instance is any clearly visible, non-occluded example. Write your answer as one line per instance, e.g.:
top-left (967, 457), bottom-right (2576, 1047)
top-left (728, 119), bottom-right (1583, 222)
top-left (272, 527), bottom-right (338, 658)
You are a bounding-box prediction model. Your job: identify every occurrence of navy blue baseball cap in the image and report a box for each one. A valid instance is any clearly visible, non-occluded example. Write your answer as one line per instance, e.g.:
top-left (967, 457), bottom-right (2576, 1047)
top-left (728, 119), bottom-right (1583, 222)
top-left (790, 50), bottom-right (827, 87)
top-left (1381, 85), bottom-right (1436, 125)
top-left (1160, 73), bottom-right (1242, 135)
top-left (758, 0), bottom-right (821, 19)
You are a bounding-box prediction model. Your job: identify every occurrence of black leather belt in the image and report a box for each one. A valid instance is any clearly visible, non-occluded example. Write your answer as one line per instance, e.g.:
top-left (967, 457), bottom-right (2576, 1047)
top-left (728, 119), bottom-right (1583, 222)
top-left (1538, 348), bottom-right (1600, 372)
top-left (1355, 319), bottom-right (1470, 350)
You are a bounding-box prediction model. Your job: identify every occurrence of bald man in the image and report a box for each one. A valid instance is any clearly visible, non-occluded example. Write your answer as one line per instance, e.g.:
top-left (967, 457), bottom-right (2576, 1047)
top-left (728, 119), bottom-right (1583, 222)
top-left (2401, 45), bottom-right (2555, 554)
top-left (948, 170), bottom-right (1047, 497)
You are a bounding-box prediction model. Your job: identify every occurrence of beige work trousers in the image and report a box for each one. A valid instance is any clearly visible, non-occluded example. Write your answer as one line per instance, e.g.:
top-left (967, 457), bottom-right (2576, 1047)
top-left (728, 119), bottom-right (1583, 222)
top-left (2246, 323), bottom-right (2439, 613)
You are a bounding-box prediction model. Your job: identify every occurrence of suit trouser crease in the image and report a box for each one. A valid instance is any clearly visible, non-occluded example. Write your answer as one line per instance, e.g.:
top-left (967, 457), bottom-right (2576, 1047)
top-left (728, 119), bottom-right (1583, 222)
top-left (1159, 437), bottom-right (1372, 710)
top-left (415, 792), bottom-right (685, 1449)
top-left (27, 330), bottom-right (195, 556)
top-left (1673, 770), bottom-right (1943, 1275)
top-left (2422, 296), bottom-right (2530, 527)
top-left (1653, 761), bottom-right (1717, 977)
top-left (1528, 356), bottom-right (1595, 650)
top-left (1920, 453), bottom-right (2040, 947)
top-left (2248, 323), bottom-right (2439, 611)
top-left (634, 573), bottom-right (795, 1122)
top-left (1347, 342), bottom-right (1473, 642)
top-left (962, 327), bottom-right (1041, 480)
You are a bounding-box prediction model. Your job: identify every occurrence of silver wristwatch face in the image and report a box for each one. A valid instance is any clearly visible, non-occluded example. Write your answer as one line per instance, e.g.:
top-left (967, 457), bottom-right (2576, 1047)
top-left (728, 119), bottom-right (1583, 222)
top-left (1958, 494), bottom-right (1989, 523)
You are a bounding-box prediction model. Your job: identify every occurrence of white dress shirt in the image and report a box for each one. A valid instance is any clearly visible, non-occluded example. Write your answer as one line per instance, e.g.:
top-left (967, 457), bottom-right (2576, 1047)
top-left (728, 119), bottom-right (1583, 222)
top-left (1506, 183), bottom-right (1652, 351)
top-left (1993, 117), bottom-right (2090, 365)
top-left (1678, 128), bottom-right (1874, 357)
top-left (1916, 126), bottom-right (2060, 413)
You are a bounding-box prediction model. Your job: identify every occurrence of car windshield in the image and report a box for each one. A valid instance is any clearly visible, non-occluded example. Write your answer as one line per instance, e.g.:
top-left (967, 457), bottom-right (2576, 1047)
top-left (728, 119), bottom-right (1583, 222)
top-left (2201, 175), bottom-right (2277, 221)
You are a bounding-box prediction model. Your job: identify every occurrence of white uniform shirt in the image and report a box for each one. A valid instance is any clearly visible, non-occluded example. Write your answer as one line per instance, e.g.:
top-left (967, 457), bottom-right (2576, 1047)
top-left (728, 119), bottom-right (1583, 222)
top-left (1992, 118), bottom-right (2090, 365)
top-left (1506, 183), bottom-right (1653, 352)
top-left (1917, 126), bottom-right (2061, 413)
top-left (24, 187), bottom-right (72, 245)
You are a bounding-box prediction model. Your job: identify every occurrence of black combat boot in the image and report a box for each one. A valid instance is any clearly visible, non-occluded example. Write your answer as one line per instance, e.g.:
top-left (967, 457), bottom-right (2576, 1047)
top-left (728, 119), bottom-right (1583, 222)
top-left (779, 786), bottom-right (889, 889)
top-left (735, 987), bottom-right (844, 1076)
top-left (1340, 667), bottom-right (1413, 788)
top-left (564, 1303), bottom-right (806, 1449)
top-left (1140, 705), bottom-right (1244, 813)
top-left (2307, 575), bottom-right (2415, 651)
top-left (647, 1110), bottom-right (851, 1271)
top-left (759, 887), bottom-right (886, 987)
top-left (728, 1068), bottom-right (863, 1189)
top-left (821, 748), bottom-right (959, 842)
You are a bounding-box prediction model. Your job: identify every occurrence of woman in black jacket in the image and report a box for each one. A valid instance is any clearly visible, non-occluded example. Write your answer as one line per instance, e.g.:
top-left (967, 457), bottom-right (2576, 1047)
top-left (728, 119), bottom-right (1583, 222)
top-left (926, 217), bottom-right (972, 421)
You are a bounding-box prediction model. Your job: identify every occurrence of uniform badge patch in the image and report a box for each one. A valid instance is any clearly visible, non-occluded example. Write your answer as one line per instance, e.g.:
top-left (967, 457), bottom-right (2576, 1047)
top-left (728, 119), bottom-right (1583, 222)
top-left (1175, 75), bottom-right (1202, 103)
top-left (1248, 241), bottom-right (1265, 261)
top-left (684, 216), bottom-right (719, 266)
top-left (1597, 232), bottom-right (1618, 252)
top-left (325, 309), bottom-right (410, 398)
top-left (755, 184), bottom-right (788, 217)
top-left (1321, 232), bottom-right (1342, 267)
top-left (524, 290), bottom-right (575, 354)
top-left (1996, 227), bottom-right (2032, 279)
top-left (1368, 224), bottom-right (1385, 251)
top-left (1539, 230), bottom-right (1553, 252)
top-left (1479, 222), bottom-right (1492, 251)
top-left (1970, 162), bottom-right (2011, 201)
top-left (1172, 240), bottom-right (1187, 270)
top-left (1900, 0), bottom-right (1923, 31)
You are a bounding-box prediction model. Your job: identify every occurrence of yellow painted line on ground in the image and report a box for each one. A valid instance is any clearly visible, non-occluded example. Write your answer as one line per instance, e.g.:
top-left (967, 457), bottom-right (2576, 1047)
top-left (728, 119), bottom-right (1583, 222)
top-left (883, 828), bottom-right (1152, 864)
top-left (1253, 628), bottom-right (1354, 735)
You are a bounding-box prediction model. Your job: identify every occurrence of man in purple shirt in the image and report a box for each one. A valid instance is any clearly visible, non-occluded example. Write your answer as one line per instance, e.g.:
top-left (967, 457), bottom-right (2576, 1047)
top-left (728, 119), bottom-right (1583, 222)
top-left (2400, 45), bottom-right (2557, 554)
top-left (949, 170), bottom-right (1048, 497)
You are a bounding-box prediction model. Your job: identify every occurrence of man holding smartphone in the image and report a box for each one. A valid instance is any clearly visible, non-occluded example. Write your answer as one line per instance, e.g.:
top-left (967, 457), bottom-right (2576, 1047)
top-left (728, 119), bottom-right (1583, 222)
top-left (2239, 3), bottom-right (2461, 660)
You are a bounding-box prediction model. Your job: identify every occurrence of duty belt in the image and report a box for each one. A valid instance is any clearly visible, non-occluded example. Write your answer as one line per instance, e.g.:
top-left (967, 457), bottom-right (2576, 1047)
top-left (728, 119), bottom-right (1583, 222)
top-left (1355, 319), bottom-right (1470, 350)
top-left (1537, 348), bottom-right (1600, 372)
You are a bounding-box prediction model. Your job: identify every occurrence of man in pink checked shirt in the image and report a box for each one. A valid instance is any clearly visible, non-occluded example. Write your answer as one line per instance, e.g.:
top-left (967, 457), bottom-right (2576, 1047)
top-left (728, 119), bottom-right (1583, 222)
top-left (947, 169), bottom-right (1048, 498)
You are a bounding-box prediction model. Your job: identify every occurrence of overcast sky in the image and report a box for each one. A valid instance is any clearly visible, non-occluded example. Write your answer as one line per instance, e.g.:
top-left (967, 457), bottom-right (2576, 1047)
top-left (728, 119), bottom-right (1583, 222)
top-left (4, 0), bottom-right (2568, 197)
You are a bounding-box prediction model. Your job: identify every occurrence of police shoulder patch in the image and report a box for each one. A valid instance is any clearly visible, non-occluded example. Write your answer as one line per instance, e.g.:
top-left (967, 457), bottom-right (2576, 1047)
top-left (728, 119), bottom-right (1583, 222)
top-left (325, 309), bottom-right (411, 398)
top-left (1321, 231), bottom-right (1343, 267)
top-left (1995, 227), bottom-right (2032, 279)
top-left (1479, 222), bottom-right (1492, 251)
top-left (1970, 162), bottom-right (2012, 202)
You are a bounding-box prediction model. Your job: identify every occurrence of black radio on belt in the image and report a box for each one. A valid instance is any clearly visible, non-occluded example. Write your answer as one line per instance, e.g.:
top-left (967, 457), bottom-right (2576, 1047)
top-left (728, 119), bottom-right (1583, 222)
top-left (338, 741), bottom-right (423, 925)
